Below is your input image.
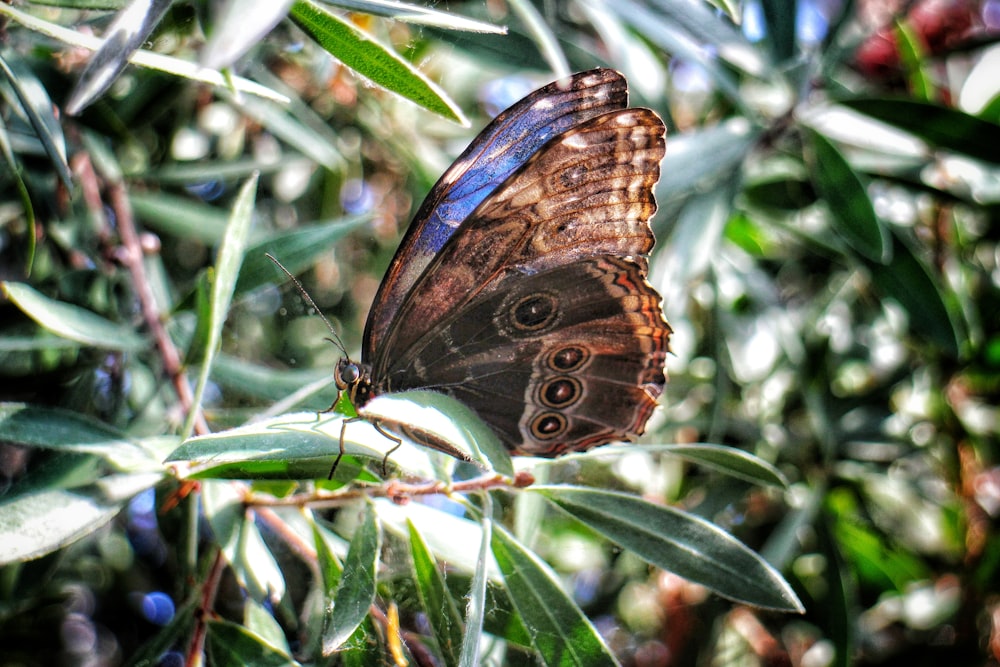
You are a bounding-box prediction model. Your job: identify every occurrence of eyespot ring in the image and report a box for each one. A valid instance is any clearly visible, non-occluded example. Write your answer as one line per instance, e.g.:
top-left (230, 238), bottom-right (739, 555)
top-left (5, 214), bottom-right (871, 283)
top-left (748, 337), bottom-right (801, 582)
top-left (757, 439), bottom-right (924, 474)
top-left (530, 412), bottom-right (567, 440)
top-left (547, 345), bottom-right (589, 372)
top-left (538, 376), bottom-right (582, 409)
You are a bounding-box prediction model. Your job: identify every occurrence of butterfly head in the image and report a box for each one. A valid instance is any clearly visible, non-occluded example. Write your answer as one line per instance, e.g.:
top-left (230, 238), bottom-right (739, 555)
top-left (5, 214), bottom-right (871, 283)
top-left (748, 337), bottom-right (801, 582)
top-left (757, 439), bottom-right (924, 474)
top-left (335, 357), bottom-right (375, 408)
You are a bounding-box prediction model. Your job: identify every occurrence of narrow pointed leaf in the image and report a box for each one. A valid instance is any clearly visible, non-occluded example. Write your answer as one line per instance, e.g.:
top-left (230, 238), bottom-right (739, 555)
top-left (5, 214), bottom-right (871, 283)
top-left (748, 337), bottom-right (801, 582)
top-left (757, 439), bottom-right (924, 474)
top-left (167, 411), bottom-right (437, 479)
top-left (65, 0), bottom-right (174, 114)
top-left (491, 523), bottom-right (620, 667)
top-left (534, 486), bottom-right (804, 612)
top-left (805, 128), bottom-right (889, 263)
top-left (202, 0), bottom-right (294, 70)
top-left (409, 520), bottom-right (464, 667)
top-left (866, 230), bottom-right (962, 356)
top-left (206, 619), bottom-right (300, 667)
top-left (0, 4), bottom-right (288, 103)
top-left (185, 174), bottom-right (258, 437)
top-left (842, 97), bottom-right (1000, 165)
top-left (324, 503), bottom-right (381, 653)
top-left (0, 471), bottom-right (162, 564)
top-left (660, 443), bottom-right (788, 487)
top-left (328, 0), bottom-right (505, 32)
top-left (290, 0), bottom-right (466, 124)
top-left (202, 480), bottom-right (286, 602)
top-left (458, 511), bottom-right (491, 667)
top-left (361, 391), bottom-right (513, 475)
top-left (239, 216), bottom-right (370, 294)
top-left (2, 282), bottom-right (146, 351)
top-left (0, 52), bottom-right (72, 188)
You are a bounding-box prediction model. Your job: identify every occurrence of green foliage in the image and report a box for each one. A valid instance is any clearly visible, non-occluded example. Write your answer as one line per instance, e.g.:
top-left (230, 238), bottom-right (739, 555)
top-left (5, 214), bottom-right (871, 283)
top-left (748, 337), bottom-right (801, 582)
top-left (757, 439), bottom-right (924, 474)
top-left (1, 0), bottom-right (998, 665)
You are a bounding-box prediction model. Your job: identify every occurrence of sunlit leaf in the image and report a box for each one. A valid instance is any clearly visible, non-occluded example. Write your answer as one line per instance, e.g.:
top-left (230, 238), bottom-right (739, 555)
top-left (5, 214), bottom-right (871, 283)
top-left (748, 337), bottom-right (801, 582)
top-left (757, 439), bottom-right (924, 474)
top-left (0, 471), bottom-right (162, 564)
top-left (0, 4), bottom-right (289, 103)
top-left (202, 0), bottom-right (295, 70)
top-left (534, 486), bottom-right (804, 612)
top-left (65, 0), bottom-right (175, 114)
top-left (2, 282), bottom-right (146, 351)
top-left (290, 0), bottom-right (466, 124)
top-left (323, 502), bottom-right (380, 653)
top-left (408, 520), bottom-right (464, 667)
top-left (185, 174), bottom-right (258, 437)
top-left (0, 52), bottom-right (72, 188)
top-left (491, 523), bottom-right (620, 667)
top-left (206, 618), bottom-right (300, 667)
top-left (805, 128), bottom-right (889, 263)
top-left (459, 509), bottom-right (492, 667)
top-left (842, 97), bottom-right (1000, 164)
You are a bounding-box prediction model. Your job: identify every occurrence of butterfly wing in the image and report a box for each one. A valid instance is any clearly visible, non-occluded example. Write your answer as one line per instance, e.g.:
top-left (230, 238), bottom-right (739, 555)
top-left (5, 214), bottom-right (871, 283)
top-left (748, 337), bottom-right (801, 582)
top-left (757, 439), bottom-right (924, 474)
top-left (389, 256), bottom-right (669, 455)
top-left (375, 107), bottom-right (666, 368)
top-left (364, 69), bottom-right (630, 357)
top-left (372, 107), bottom-right (670, 455)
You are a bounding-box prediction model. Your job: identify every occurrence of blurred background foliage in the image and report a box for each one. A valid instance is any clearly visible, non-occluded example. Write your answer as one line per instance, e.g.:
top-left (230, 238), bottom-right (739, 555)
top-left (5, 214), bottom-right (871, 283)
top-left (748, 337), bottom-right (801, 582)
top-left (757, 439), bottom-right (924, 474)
top-left (1, 0), bottom-right (999, 665)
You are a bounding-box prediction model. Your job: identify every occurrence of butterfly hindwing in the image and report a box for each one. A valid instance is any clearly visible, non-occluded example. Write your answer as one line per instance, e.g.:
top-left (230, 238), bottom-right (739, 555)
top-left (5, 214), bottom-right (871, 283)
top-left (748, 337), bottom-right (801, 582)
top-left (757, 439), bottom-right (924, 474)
top-left (385, 256), bottom-right (669, 455)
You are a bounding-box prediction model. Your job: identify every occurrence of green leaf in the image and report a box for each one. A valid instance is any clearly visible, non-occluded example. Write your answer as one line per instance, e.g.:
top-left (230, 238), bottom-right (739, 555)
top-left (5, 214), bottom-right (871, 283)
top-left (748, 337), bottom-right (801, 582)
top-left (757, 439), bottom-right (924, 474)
top-left (313, 520), bottom-right (345, 595)
top-left (491, 523), bottom-right (620, 667)
top-left (130, 191), bottom-right (232, 245)
top-left (659, 119), bottom-right (759, 199)
top-left (201, 0), bottom-right (295, 70)
top-left (167, 411), bottom-right (440, 480)
top-left (842, 97), bottom-right (1000, 165)
top-left (0, 403), bottom-right (163, 471)
top-left (760, 0), bottom-right (796, 62)
top-left (201, 480), bottom-right (286, 601)
top-left (239, 216), bottom-right (370, 294)
top-left (290, 0), bottom-right (466, 124)
top-left (660, 443), bottom-right (789, 487)
top-left (64, 0), bottom-right (175, 114)
top-left (408, 520), bottom-right (464, 667)
top-left (805, 128), bottom-right (890, 263)
top-left (1, 282), bottom-right (146, 351)
top-left (244, 598), bottom-right (292, 655)
top-left (206, 618), bottom-right (301, 667)
top-left (505, 0), bottom-right (569, 79)
top-left (376, 499), bottom-right (500, 578)
top-left (324, 502), bottom-right (381, 653)
top-left (459, 509), bottom-right (492, 667)
top-left (0, 116), bottom-right (36, 275)
top-left (0, 52), bottom-right (72, 189)
top-left (185, 174), bottom-right (258, 437)
top-left (0, 4), bottom-right (288, 103)
top-left (867, 229), bottom-right (962, 356)
top-left (209, 353), bottom-right (333, 406)
top-left (331, 0), bottom-right (505, 32)
top-left (533, 486), bottom-right (804, 612)
top-left (0, 471), bottom-right (162, 564)
top-left (223, 91), bottom-right (346, 171)
top-left (360, 391), bottom-right (513, 476)
top-left (893, 19), bottom-right (935, 102)
top-left (606, 0), bottom-right (760, 106)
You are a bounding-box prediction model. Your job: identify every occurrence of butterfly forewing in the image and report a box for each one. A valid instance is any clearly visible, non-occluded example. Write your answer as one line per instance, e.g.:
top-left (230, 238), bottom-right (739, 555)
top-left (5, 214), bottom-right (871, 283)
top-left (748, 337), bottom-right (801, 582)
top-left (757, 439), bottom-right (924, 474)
top-left (372, 107), bottom-right (666, 368)
top-left (365, 69), bottom-right (630, 355)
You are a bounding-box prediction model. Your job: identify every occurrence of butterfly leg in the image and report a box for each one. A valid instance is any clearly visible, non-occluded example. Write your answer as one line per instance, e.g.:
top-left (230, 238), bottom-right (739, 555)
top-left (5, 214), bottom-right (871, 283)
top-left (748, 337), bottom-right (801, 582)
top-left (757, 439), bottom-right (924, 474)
top-left (330, 415), bottom-right (361, 480)
top-left (372, 420), bottom-right (402, 477)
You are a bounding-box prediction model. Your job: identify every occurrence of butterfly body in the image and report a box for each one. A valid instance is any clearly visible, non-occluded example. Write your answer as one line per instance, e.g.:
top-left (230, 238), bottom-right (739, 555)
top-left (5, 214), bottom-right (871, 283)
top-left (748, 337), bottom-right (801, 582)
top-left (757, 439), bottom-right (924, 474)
top-left (337, 69), bottom-right (671, 458)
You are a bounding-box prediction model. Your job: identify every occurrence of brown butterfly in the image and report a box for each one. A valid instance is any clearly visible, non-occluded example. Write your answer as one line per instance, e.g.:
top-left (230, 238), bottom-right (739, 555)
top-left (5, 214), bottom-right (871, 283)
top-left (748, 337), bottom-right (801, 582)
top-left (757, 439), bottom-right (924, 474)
top-left (332, 69), bottom-right (670, 468)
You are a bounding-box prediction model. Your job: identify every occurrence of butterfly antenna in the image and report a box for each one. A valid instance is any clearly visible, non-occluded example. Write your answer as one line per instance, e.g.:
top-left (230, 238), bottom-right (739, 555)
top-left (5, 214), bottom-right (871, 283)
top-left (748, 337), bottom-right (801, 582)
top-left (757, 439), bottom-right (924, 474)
top-left (265, 253), bottom-right (348, 356)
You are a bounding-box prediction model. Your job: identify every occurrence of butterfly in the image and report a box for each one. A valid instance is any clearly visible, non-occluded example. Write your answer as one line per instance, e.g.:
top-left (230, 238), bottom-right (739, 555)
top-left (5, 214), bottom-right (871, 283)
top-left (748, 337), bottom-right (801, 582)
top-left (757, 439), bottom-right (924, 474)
top-left (332, 68), bottom-right (670, 469)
